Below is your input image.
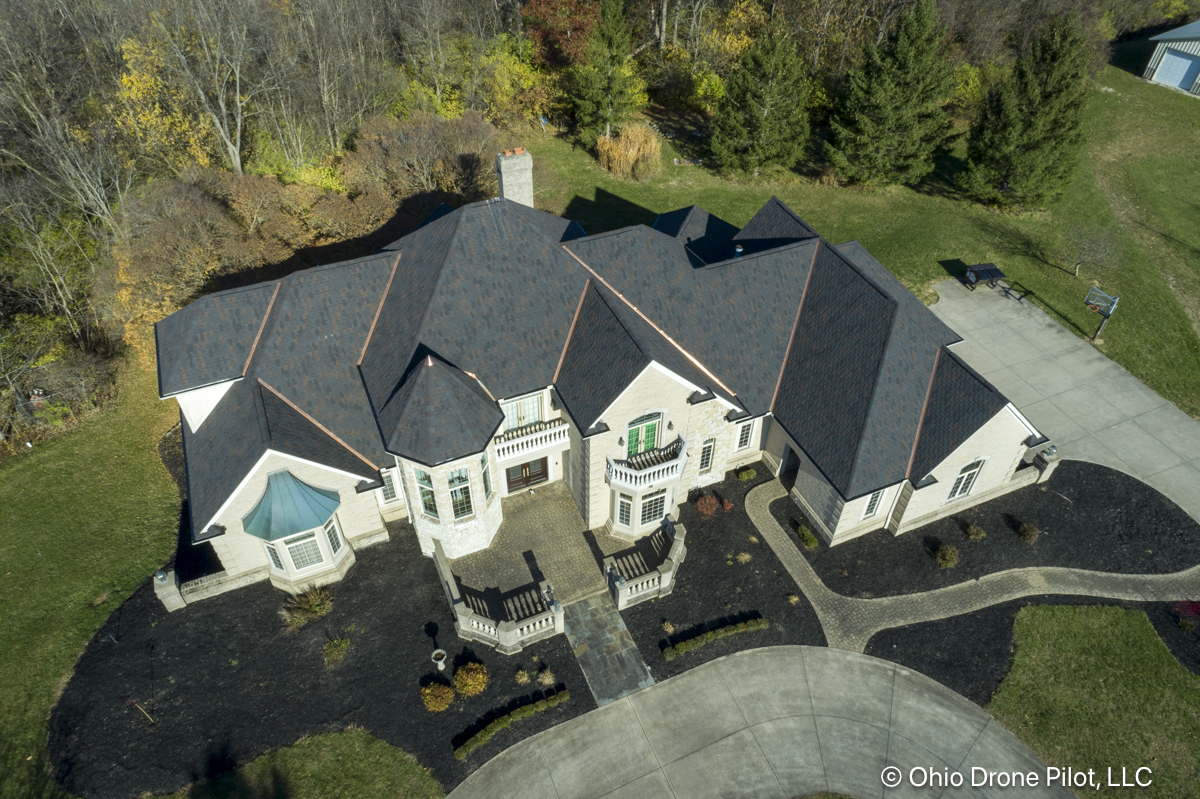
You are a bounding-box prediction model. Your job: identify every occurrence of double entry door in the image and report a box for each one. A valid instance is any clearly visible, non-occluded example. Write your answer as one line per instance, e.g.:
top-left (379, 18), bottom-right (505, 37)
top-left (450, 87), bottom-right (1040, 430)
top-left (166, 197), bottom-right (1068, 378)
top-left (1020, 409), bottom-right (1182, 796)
top-left (506, 456), bottom-right (548, 491)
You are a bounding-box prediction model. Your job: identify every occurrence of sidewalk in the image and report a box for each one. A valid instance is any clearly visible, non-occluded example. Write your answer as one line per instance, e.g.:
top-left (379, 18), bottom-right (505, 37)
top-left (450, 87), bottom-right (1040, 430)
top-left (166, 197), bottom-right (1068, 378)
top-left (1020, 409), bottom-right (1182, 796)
top-left (448, 646), bottom-right (1072, 799)
top-left (930, 279), bottom-right (1200, 522)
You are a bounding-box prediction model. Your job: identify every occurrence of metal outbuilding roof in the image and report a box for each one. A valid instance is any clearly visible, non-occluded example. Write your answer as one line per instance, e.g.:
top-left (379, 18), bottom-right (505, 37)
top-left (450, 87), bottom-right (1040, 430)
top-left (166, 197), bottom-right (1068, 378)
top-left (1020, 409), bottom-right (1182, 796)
top-left (242, 470), bottom-right (340, 541)
top-left (1152, 19), bottom-right (1200, 41)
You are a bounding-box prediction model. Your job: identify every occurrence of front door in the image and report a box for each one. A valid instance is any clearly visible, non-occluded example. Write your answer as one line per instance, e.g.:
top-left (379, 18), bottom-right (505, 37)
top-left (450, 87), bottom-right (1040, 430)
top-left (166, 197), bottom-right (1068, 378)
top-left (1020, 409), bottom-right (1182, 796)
top-left (506, 457), bottom-right (548, 491)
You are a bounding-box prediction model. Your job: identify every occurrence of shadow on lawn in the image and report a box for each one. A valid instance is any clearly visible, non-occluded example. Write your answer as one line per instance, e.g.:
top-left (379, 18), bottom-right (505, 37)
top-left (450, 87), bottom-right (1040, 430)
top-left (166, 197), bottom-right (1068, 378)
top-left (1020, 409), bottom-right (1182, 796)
top-left (563, 188), bottom-right (658, 234)
top-left (185, 740), bottom-right (290, 799)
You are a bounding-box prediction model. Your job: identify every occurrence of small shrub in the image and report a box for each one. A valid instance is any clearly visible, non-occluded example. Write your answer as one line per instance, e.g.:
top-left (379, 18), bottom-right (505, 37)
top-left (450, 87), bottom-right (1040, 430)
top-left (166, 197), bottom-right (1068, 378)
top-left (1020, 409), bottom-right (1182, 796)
top-left (748, 535), bottom-right (759, 544)
top-left (797, 524), bottom-right (819, 550)
top-left (786, 594), bottom-right (801, 606)
top-left (454, 662), bottom-right (489, 696)
top-left (722, 498), bottom-right (734, 511)
top-left (1180, 618), bottom-right (1197, 633)
top-left (92, 592), bottom-right (110, 607)
top-left (661, 620), bottom-right (676, 635)
top-left (737, 468), bottom-right (757, 481)
top-left (596, 124), bottom-right (661, 181)
top-left (736, 552), bottom-right (752, 564)
top-left (281, 585), bottom-right (333, 631)
top-left (537, 668), bottom-right (556, 688)
top-left (453, 690), bottom-right (572, 760)
top-left (514, 669), bottom-right (531, 686)
top-left (966, 524), bottom-right (987, 540)
top-left (696, 494), bottom-right (719, 516)
top-left (1017, 523), bottom-right (1039, 543)
top-left (421, 683), bottom-right (454, 712)
top-left (935, 545), bottom-right (960, 569)
top-left (663, 618), bottom-right (769, 661)
top-left (323, 635), bottom-right (351, 667)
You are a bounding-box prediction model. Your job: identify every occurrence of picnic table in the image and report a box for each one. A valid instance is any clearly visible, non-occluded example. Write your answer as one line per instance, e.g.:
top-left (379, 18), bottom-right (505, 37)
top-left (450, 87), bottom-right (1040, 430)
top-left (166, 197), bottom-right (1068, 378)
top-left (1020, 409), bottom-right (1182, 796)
top-left (965, 263), bottom-right (1007, 290)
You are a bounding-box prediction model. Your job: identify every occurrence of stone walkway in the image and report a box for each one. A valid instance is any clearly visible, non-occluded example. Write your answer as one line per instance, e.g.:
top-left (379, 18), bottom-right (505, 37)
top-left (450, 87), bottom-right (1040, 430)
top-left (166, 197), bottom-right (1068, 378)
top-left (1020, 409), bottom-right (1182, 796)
top-left (747, 481), bottom-right (1200, 652)
top-left (448, 646), bottom-right (1073, 799)
top-left (930, 278), bottom-right (1200, 523)
top-left (563, 593), bottom-right (655, 706)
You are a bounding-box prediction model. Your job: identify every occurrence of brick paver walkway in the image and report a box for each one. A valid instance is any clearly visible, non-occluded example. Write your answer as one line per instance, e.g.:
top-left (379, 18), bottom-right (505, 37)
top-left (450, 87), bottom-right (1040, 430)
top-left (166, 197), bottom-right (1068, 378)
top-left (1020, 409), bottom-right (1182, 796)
top-left (450, 482), bottom-right (606, 605)
top-left (563, 593), bottom-right (655, 706)
top-left (748, 481), bottom-right (1200, 652)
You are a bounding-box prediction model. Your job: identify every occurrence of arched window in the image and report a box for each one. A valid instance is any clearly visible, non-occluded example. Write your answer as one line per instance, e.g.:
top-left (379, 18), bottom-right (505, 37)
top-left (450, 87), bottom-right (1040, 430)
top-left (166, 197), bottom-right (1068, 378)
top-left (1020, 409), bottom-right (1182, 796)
top-left (947, 459), bottom-right (985, 500)
top-left (626, 413), bottom-right (661, 457)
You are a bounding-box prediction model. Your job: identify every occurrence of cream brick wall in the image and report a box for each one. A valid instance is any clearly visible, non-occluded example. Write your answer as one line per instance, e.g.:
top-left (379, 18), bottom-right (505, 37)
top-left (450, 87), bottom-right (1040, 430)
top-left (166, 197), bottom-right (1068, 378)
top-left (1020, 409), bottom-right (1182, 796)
top-left (401, 452), bottom-right (503, 558)
top-left (830, 482), bottom-right (905, 544)
top-left (206, 452), bottom-right (385, 582)
top-left (898, 406), bottom-right (1030, 527)
top-left (375, 464), bottom-right (409, 522)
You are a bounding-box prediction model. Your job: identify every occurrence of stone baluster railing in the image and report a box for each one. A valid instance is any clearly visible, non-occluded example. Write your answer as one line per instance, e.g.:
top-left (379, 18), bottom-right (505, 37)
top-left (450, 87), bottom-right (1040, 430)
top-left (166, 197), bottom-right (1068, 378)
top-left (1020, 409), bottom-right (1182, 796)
top-left (604, 521), bottom-right (688, 611)
top-left (494, 418), bottom-right (569, 462)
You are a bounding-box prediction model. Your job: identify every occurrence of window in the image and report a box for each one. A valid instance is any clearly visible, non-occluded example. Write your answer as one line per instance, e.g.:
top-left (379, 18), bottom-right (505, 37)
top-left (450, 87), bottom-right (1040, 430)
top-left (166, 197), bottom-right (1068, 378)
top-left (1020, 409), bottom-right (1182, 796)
top-left (502, 394), bottom-right (542, 431)
top-left (948, 460), bottom-right (985, 500)
top-left (285, 531), bottom-right (324, 570)
top-left (737, 421), bottom-right (753, 450)
top-left (699, 439), bottom-right (715, 472)
top-left (618, 493), bottom-right (632, 526)
top-left (449, 468), bottom-right (473, 518)
top-left (640, 489), bottom-right (667, 525)
top-left (480, 451), bottom-right (492, 498)
top-left (380, 470), bottom-right (399, 503)
top-left (265, 543), bottom-right (284, 570)
top-left (415, 469), bottom-right (438, 518)
top-left (627, 413), bottom-right (661, 458)
top-left (863, 489), bottom-right (885, 519)
top-left (324, 517), bottom-right (342, 555)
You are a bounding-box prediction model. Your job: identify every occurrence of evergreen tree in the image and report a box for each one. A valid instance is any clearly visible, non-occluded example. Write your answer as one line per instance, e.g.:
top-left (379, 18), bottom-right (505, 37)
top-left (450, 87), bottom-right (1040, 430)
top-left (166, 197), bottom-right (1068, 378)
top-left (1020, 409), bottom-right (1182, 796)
top-left (709, 27), bottom-right (809, 175)
top-left (959, 16), bottom-right (1090, 207)
top-left (825, 0), bottom-right (955, 186)
top-left (572, 0), bottom-right (642, 145)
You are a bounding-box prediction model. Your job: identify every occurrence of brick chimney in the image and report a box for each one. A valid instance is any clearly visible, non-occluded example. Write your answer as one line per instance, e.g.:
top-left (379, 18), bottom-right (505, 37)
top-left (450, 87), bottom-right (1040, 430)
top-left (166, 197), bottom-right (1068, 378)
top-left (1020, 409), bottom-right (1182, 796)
top-left (495, 147), bottom-right (533, 208)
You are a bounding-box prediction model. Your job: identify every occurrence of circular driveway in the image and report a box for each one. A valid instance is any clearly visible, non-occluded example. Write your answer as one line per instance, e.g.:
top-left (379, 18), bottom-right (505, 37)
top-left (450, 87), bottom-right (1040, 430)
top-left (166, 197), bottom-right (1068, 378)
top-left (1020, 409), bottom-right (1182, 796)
top-left (448, 646), bottom-right (1073, 799)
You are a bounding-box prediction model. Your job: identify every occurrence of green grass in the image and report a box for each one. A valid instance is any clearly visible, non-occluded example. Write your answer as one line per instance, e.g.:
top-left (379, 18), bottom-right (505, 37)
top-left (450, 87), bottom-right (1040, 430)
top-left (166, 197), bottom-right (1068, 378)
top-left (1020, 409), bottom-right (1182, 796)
top-left (0, 357), bottom-right (181, 797)
top-left (988, 606), bottom-right (1200, 798)
top-left (527, 59), bottom-right (1200, 417)
top-left (162, 730), bottom-right (443, 798)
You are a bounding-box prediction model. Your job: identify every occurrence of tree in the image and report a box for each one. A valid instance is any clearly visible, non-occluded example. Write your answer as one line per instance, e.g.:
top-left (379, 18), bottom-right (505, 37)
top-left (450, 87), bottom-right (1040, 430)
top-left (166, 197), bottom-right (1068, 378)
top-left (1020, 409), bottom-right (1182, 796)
top-left (709, 26), bottom-right (809, 174)
top-left (523, 0), bottom-right (601, 68)
top-left (825, 0), bottom-right (955, 186)
top-left (958, 15), bottom-right (1090, 208)
top-left (572, 0), bottom-right (644, 144)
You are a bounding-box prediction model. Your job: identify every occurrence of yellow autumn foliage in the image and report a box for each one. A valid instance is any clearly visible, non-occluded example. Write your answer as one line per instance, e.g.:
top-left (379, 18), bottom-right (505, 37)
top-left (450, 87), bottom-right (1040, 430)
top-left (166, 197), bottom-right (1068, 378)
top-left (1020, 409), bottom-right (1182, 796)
top-left (702, 0), bottom-right (769, 66)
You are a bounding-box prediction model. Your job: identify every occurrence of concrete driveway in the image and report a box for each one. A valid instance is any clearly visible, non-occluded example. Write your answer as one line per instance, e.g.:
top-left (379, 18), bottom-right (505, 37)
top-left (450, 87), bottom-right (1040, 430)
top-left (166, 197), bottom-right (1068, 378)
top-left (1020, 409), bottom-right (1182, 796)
top-left (930, 279), bottom-right (1200, 522)
top-left (448, 647), bottom-right (1071, 799)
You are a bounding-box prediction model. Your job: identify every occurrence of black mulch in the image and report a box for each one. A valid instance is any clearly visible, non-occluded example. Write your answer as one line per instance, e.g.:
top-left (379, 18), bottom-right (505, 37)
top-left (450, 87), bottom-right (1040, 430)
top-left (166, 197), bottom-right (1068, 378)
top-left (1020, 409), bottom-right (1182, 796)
top-left (48, 522), bottom-right (594, 799)
top-left (864, 598), bottom-right (1200, 707)
top-left (770, 461), bottom-right (1200, 599)
top-left (621, 463), bottom-right (827, 682)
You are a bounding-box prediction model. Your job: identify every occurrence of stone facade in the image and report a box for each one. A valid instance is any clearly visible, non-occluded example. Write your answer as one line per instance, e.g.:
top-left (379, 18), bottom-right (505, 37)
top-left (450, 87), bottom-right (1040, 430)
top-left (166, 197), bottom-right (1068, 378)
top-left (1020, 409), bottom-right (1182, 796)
top-left (399, 452), bottom-right (503, 559)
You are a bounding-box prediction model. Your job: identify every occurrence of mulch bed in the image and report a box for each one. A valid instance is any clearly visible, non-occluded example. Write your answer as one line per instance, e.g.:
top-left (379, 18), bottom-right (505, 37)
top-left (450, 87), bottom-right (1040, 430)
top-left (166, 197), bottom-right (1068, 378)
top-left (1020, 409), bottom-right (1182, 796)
top-left (864, 598), bottom-right (1200, 707)
top-left (48, 522), bottom-right (594, 799)
top-left (770, 461), bottom-right (1200, 599)
top-left (622, 463), bottom-right (827, 682)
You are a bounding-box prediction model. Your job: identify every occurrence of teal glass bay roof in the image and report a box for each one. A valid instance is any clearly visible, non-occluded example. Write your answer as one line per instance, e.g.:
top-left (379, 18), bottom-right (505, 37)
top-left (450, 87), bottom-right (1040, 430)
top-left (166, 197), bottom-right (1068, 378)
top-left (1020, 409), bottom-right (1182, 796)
top-left (242, 470), bottom-right (340, 541)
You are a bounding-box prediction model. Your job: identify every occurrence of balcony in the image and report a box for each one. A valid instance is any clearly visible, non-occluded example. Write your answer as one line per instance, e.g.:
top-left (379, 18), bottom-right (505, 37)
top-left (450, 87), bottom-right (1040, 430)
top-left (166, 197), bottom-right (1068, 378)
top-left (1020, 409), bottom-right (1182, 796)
top-left (494, 418), bottom-right (569, 462)
top-left (606, 435), bottom-right (688, 490)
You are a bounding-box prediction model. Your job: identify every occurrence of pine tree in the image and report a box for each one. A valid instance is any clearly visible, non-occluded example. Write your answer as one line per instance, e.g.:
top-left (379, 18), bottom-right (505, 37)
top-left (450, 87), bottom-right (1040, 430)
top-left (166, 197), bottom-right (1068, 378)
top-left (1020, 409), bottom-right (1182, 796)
top-left (572, 0), bottom-right (642, 146)
top-left (825, 0), bottom-right (955, 186)
top-left (709, 27), bottom-right (809, 175)
top-left (959, 16), bottom-right (1091, 207)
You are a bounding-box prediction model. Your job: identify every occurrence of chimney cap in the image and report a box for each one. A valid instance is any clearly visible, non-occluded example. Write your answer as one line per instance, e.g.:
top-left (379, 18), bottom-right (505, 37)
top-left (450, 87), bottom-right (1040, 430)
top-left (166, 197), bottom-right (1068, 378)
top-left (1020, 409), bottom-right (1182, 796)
top-left (501, 147), bottom-right (528, 157)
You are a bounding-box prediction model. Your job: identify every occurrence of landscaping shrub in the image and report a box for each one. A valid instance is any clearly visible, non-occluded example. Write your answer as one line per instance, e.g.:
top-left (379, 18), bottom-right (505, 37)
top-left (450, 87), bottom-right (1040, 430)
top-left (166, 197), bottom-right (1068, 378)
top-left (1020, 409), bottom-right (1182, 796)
top-left (722, 498), bottom-right (734, 511)
top-left (453, 690), bottom-right (571, 759)
top-left (661, 620), bottom-right (676, 635)
top-left (1017, 523), bottom-right (1040, 544)
top-left (966, 524), bottom-right (987, 540)
top-left (323, 635), bottom-right (350, 667)
top-left (696, 495), bottom-right (719, 516)
top-left (736, 552), bottom-right (752, 564)
top-left (536, 668), bottom-right (556, 688)
top-left (1180, 618), bottom-right (1197, 633)
top-left (420, 683), bottom-right (455, 712)
top-left (454, 662), bottom-right (489, 696)
top-left (514, 669), bottom-right (531, 686)
top-left (737, 468), bottom-right (757, 481)
top-left (595, 124), bottom-right (661, 181)
top-left (797, 524), bottom-right (819, 550)
top-left (786, 594), bottom-right (801, 606)
top-left (935, 545), bottom-right (960, 569)
top-left (662, 618), bottom-right (769, 661)
top-left (281, 585), bottom-right (333, 631)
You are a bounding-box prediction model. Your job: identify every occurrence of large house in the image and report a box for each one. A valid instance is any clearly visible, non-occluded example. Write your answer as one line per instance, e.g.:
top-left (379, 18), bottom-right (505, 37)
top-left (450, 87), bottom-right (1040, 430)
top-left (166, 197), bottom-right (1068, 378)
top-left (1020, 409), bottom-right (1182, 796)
top-left (152, 151), bottom-right (1049, 635)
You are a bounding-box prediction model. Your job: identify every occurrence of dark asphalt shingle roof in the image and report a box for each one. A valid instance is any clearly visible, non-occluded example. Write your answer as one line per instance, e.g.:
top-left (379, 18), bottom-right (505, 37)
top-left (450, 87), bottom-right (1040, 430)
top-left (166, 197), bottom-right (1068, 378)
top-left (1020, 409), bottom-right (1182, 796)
top-left (155, 284), bottom-right (277, 396)
top-left (732, 196), bottom-right (818, 255)
top-left (652, 205), bottom-right (741, 265)
top-left (910, 351), bottom-right (1010, 483)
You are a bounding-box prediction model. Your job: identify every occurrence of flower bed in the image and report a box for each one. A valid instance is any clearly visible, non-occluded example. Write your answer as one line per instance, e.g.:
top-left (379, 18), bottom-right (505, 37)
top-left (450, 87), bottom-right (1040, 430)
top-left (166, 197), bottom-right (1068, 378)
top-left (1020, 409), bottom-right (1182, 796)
top-left (663, 618), bottom-right (769, 661)
top-left (453, 690), bottom-right (571, 760)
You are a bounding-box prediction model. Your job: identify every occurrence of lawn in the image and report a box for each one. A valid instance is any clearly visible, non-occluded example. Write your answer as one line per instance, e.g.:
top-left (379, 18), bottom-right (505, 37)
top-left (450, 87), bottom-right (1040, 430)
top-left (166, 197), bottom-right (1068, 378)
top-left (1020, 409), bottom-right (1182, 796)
top-left (528, 57), bottom-right (1200, 418)
top-left (988, 605), bottom-right (1200, 798)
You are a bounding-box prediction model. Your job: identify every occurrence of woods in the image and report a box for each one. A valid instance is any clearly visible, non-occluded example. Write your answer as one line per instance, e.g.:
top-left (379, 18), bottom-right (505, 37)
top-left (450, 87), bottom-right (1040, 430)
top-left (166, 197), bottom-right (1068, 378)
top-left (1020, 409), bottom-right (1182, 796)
top-left (0, 0), bottom-right (1196, 449)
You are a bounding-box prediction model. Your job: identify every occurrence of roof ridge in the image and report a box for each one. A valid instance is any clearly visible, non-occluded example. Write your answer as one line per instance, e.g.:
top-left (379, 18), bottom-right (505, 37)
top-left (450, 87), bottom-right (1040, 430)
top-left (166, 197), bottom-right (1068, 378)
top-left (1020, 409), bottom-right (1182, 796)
top-left (407, 208), bottom-right (467, 356)
top-left (702, 237), bottom-right (819, 269)
top-left (258, 378), bottom-right (380, 471)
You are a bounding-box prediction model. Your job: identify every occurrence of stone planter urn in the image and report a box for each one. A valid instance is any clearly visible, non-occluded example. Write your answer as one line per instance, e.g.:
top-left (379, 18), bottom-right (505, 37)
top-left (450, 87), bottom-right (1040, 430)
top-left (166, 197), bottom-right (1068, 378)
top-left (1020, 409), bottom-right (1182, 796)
top-left (432, 649), bottom-right (447, 671)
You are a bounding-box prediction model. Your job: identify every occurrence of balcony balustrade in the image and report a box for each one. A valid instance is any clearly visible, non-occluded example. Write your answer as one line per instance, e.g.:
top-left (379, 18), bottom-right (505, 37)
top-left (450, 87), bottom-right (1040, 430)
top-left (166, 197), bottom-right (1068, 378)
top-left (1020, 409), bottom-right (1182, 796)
top-left (605, 435), bottom-right (688, 490)
top-left (494, 418), bottom-right (570, 462)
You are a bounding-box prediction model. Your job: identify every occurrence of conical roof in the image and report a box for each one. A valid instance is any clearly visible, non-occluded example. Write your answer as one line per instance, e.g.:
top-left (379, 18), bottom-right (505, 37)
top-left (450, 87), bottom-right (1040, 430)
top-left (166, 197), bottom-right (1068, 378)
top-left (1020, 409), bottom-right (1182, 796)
top-left (242, 470), bottom-right (341, 541)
